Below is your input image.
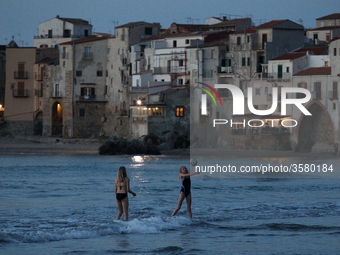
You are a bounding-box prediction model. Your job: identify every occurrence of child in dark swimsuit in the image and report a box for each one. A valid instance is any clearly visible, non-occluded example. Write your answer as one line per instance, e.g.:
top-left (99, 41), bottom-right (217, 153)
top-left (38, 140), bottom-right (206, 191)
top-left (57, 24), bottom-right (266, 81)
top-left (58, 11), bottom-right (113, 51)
top-left (171, 166), bottom-right (200, 218)
top-left (115, 166), bottom-right (136, 220)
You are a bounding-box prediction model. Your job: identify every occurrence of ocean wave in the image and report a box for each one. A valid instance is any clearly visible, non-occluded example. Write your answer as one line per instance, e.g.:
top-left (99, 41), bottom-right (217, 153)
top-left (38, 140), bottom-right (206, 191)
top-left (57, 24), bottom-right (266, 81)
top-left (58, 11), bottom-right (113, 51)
top-left (114, 216), bottom-right (192, 234)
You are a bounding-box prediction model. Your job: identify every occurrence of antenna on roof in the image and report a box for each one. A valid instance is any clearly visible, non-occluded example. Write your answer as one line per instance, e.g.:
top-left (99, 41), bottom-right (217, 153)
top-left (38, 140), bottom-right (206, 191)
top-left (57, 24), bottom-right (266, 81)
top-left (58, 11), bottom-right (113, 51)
top-left (112, 19), bottom-right (119, 35)
top-left (186, 17), bottom-right (199, 24)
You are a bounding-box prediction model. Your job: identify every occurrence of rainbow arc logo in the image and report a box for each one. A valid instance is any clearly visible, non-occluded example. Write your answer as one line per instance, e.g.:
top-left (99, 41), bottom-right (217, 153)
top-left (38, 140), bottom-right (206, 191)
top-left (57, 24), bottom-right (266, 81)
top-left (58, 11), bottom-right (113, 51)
top-left (196, 82), bottom-right (222, 106)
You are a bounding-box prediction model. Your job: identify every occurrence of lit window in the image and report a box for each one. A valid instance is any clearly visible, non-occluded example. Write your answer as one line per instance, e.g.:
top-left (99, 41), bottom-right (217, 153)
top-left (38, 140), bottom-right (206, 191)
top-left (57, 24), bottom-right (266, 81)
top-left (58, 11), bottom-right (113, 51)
top-left (176, 107), bottom-right (184, 117)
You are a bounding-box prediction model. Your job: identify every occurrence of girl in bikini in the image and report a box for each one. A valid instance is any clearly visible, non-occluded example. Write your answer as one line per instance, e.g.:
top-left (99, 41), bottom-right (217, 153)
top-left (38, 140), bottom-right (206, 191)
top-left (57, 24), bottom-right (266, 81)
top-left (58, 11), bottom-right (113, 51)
top-left (172, 166), bottom-right (200, 218)
top-left (115, 166), bottom-right (136, 220)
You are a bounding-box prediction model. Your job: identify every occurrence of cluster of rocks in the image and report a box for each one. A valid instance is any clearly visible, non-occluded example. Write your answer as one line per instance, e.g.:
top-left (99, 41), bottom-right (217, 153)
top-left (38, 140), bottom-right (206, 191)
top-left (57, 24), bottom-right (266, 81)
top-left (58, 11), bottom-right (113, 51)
top-left (98, 132), bottom-right (189, 155)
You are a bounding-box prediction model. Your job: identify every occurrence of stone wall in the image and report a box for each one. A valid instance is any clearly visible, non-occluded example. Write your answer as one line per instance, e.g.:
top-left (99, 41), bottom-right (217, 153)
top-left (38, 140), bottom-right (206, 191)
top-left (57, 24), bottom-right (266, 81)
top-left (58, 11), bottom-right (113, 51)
top-left (0, 121), bottom-right (34, 136)
top-left (73, 102), bottom-right (106, 138)
top-left (232, 134), bottom-right (292, 151)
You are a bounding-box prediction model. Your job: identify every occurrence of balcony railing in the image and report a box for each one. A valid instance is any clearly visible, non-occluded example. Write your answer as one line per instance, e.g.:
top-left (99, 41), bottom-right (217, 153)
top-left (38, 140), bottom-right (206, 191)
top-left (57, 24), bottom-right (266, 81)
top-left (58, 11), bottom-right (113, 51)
top-left (14, 71), bottom-right (28, 79)
top-left (12, 89), bottom-right (29, 97)
top-left (312, 91), bottom-right (322, 100)
top-left (217, 66), bottom-right (233, 74)
top-left (266, 72), bottom-right (291, 82)
top-left (77, 95), bottom-right (108, 102)
top-left (35, 73), bottom-right (43, 81)
top-left (34, 34), bottom-right (94, 39)
top-left (51, 91), bottom-right (63, 98)
top-left (328, 90), bottom-right (338, 100)
top-left (153, 67), bottom-right (186, 74)
top-left (35, 89), bottom-right (43, 97)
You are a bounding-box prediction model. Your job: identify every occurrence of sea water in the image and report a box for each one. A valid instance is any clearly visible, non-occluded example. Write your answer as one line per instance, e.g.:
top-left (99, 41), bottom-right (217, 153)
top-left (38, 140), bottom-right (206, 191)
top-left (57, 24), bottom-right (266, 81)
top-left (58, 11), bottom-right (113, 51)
top-left (1, 151), bottom-right (340, 254)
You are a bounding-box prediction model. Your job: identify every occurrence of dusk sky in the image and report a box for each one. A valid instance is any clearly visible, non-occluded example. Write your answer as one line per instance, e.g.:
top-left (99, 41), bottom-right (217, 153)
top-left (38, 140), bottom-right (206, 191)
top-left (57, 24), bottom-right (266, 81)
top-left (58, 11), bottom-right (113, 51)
top-left (0, 0), bottom-right (339, 47)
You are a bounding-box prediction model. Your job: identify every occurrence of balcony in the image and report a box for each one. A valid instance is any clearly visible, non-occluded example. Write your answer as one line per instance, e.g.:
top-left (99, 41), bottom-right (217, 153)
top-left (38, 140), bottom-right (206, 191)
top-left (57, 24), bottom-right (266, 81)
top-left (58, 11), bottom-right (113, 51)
top-left (266, 72), bottom-right (291, 82)
top-left (312, 91), bottom-right (322, 100)
top-left (35, 73), bottom-right (43, 81)
top-left (14, 71), bottom-right (28, 79)
top-left (153, 67), bottom-right (186, 74)
top-left (217, 66), bottom-right (233, 74)
top-left (130, 86), bottom-right (148, 93)
top-left (35, 89), bottom-right (43, 97)
top-left (51, 91), bottom-right (63, 98)
top-left (77, 95), bottom-right (108, 102)
top-left (12, 89), bottom-right (29, 97)
top-left (328, 90), bottom-right (338, 100)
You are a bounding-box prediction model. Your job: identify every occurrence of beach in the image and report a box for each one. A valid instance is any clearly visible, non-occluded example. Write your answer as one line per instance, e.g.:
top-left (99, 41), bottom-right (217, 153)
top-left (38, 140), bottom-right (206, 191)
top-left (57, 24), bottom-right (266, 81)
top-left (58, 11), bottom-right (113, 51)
top-left (1, 135), bottom-right (338, 160)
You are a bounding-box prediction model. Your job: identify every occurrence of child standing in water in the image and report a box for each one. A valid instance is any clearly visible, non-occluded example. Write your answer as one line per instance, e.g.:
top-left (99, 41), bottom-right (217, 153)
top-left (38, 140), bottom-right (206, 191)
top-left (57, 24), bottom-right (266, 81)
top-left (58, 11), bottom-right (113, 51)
top-left (115, 166), bottom-right (136, 220)
top-left (172, 166), bottom-right (200, 218)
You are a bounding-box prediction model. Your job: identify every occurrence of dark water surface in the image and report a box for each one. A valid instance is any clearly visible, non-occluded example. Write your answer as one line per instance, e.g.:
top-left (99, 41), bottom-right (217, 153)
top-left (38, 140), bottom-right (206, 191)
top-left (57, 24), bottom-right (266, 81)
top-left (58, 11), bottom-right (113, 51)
top-left (1, 153), bottom-right (340, 254)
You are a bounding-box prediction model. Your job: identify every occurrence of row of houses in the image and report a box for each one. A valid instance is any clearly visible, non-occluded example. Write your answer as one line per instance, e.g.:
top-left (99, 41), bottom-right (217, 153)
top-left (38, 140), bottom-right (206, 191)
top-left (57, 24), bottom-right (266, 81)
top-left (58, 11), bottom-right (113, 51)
top-left (1, 13), bottom-right (340, 152)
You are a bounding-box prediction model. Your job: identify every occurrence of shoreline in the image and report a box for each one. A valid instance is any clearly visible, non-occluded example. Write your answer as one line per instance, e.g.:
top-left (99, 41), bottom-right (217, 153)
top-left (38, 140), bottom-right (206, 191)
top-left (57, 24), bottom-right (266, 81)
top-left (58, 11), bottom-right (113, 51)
top-left (0, 136), bottom-right (338, 158)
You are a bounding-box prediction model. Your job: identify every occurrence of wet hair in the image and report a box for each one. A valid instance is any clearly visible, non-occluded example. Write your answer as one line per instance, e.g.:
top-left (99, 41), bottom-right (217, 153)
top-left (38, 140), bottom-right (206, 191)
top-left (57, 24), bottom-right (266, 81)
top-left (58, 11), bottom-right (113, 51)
top-left (179, 166), bottom-right (188, 173)
top-left (117, 166), bottom-right (127, 182)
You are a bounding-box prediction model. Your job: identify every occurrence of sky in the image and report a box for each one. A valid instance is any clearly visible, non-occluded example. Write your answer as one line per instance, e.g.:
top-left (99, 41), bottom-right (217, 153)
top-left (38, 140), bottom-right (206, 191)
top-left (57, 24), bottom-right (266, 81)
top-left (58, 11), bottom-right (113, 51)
top-left (0, 0), bottom-right (339, 47)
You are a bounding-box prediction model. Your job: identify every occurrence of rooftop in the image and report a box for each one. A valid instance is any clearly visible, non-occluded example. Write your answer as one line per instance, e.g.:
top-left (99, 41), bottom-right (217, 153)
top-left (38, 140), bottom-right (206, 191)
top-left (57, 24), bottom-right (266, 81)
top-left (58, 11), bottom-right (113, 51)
top-left (316, 13), bottom-right (340, 20)
top-left (294, 67), bottom-right (331, 76)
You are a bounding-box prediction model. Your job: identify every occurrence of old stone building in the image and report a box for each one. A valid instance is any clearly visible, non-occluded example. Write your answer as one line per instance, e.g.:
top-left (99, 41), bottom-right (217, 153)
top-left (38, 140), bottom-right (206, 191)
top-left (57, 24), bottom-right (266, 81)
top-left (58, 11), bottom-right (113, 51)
top-left (34, 15), bottom-right (93, 48)
top-left (4, 46), bottom-right (58, 136)
top-left (104, 21), bottom-right (161, 138)
top-left (43, 36), bottom-right (110, 138)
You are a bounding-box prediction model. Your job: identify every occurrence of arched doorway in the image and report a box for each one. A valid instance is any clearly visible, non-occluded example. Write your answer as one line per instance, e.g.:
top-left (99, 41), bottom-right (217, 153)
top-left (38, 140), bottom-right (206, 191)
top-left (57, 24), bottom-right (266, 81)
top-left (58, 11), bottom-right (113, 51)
top-left (296, 102), bottom-right (333, 152)
top-left (34, 111), bottom-right (43, 136)
top-left (52, 102), bottom-right (63, 136)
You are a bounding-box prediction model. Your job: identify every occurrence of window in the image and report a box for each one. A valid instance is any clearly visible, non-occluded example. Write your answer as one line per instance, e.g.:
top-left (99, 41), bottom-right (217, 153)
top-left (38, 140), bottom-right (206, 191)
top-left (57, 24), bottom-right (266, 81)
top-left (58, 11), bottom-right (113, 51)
top-left (173, 40), bottom-right (177, 47)
top-left (179, 59), bottom-right (184, 66)
top-left (185, 39), bottom-right (190, 44)
top-left (17, 82), bottom-right (25, 96)
top-left (48, 29), bottom-right (52, 38)
top-left (84, 47), bottom-right (92, 59)
top-left (326, 33), bottom-right (331, 41)
top-left (242, 57), bottom-right (246, 66)
top-left (148, 107), bottom-right (163, 116)
top-left (286, 67), bottom-right (290, 73)
top-left (175, 107), bottom-right (184, 117)
top-left (76, 70), bottom-right (82, 76)
top-left (334, 48), bottom-right (337, 56)
top-left (247, 57), bottom-right (250, 66)
top-left (62, 47), bottom-right (67, 59)
top-left (297, 82), bottom-right (307, 98)
top-left (314, 82), bottom-right (321, 99)
top-left (145, 27), bottom-right (152, 35)
top-left (52, 83), bottom-right (61, 97)
top-left (84, 30), bottom-right (89, 37)
top-left (81, 87), bottom-right (95, 98)
top-left (97, 70), bottom-right (103, 77)
top-left (237, 37), bottom-right (241, 45)
top-left (63, 29), bottom-right (71, 37)
top-left (178, 79), bottom-right (183, 85)
top-left (262, 34), bottom-right (267, 49)
top-left (17, 63), bottom-right (25, 79)
top-left (79, 109), bottom-right (85, 117)
top-left (255, 88), bottom-right (261, 96)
